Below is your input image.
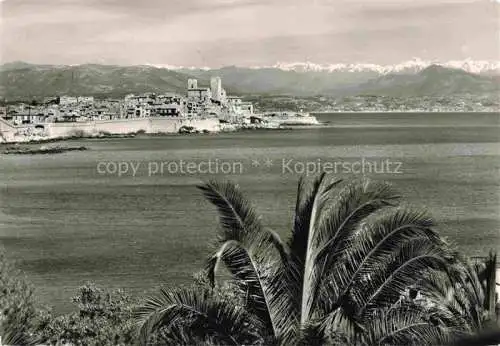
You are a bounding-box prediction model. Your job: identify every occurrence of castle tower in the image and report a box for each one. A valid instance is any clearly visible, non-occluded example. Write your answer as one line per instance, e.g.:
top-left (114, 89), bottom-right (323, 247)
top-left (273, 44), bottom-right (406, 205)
top-left (188, 79), bottom-right (198, 89)
top-left (210, 76), bottom-right (222, 102)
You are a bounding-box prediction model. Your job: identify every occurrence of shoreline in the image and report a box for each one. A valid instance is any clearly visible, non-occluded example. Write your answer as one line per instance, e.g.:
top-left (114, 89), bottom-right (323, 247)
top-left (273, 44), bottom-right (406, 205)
top-left (311, 110), bottom-right (500, 114)
top-left (3, 121), bottom-right (500, 145)
top-left (1, 111), bottom-right (498, 145)
top-left (0, 125), bottom-right (301, 145)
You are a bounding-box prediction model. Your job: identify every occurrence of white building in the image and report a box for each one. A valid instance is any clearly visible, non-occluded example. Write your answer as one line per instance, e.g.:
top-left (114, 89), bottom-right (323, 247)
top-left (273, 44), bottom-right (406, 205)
top-left (124, 94), bottom-right (154, 106)
top-left (241, 102), bottom-right (253, 115)
top-left (59, 96), bottom-right (78, 106)
top-left (228, 97), bottom-right (253, 116)
top-left (153, 104), bottom-right (183, 117)
top-left (77, 96), bottom-right (95, 104)
top-left (158, 93), bottom-right (183, 105)
top-left (228, 97), bottom-right (242, 113)
top-left (187, 88), bottom-right (212, 103)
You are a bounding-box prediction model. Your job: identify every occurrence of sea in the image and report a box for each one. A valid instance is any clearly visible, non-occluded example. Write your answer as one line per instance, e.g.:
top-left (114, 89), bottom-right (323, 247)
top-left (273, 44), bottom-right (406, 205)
top-left (1, 112), bottom-right (499, 313)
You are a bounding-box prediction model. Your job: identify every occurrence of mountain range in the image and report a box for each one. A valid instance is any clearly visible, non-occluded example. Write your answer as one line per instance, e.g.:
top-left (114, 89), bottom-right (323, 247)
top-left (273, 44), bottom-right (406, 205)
top-left (252, 59), bottom-right (500, 75)
top-left (153, 59), bottom-right (500, 76)
top-left (0, 61), bottom-right (499, 100)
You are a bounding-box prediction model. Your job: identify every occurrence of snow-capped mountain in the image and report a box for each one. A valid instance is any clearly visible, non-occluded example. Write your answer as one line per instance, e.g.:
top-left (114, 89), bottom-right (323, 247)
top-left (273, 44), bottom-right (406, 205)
top-left (266, 59), bottom-right (500, 75)
top-left (144, 63), bottom-right (212, 71)
top-left (144, 58), bottom-right (500, 76)
top-left (355, 64), bottom-right (499, 97)
top-left (1, 61), bottom-right (498, 99)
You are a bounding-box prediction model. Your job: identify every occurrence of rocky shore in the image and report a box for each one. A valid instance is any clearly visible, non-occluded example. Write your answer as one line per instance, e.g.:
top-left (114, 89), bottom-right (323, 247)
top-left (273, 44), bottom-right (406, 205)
top-left (2, 145), bottom-right (88, 155)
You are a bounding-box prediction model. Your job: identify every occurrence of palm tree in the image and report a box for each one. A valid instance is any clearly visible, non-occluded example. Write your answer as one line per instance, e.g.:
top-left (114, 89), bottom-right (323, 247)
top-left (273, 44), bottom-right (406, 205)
top-left (137, 174), bottom-right (489, 345)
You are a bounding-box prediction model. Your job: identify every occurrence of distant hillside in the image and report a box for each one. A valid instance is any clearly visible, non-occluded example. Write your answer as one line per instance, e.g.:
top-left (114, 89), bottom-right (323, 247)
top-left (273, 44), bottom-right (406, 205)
top-left (0, 63), bottom-right (205, 100)
top-left (0, 61), bottom-right (44, 71)
top-left (0, 62), bottom-right (498, 100)
top-left (355, 65), bottom-right (500, 97)
top-left (178, 66), bottom-right (379, 96)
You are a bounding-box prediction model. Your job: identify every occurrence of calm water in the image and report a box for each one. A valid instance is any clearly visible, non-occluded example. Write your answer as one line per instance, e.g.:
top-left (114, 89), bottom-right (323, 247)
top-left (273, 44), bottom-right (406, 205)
top-left (1, 112), bottom-right (499, 313)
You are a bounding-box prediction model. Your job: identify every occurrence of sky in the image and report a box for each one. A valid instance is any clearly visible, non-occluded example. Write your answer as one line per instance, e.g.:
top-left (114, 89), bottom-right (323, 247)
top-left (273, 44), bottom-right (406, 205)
top-left (0, 0), bottom-right (499, 67)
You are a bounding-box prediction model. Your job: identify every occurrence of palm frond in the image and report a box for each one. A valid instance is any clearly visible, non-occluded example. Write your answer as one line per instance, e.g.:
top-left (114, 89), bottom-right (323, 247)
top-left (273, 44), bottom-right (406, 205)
top-left (297, 322), bottom-right (329, 346)
top-left (434, 263), bottom-right (485, 332)
top-left (320, 305), bottom-right (365, 345)
top-left (300, 174), bottom-right (339, 324)
top-left (0, 320), bottom-right (41, 346)
top-left (415, 270), bottom-right (475, 331)
top-left (289, 174), bottom-right (334, 306)
top-left (302, 179), bottom-right (400, 322)
top-left (319, 208), bottom-right (440, 312)
top-left (365, 304), bottom-right (454, 346)
top-left (285, 174), bottom-right (333, 328)
top-left (206, 233), bottom-right (298, 344)
top-left (355, 238), bottom-right (453, 315)
top-left (315, 180), bottom-right (401, 263)
top-left (450, 256), bottom-right (485, 309)
top-left (135, 286), bottom-right (263, 346)
top-left (199, 180), bottom-right (298, 343)
top-left (1, 327), bottom-right (32, 346)
top-left (197, 180), bottom-right (262, 241)
top-left (290, 173), bottom-right (336, 265)
top-left (197, 180), bottom-right (287, 257)
top-left (151, 321), bottom-right (221, 346)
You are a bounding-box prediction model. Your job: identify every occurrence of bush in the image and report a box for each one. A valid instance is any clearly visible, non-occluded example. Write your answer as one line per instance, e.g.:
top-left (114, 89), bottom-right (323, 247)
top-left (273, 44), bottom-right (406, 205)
top-left (0, 250), bottom-right (138, 345)
top-left (0, 250), bottom-right (41, 345)
top-left (36, 283), bottom-right (138, 346)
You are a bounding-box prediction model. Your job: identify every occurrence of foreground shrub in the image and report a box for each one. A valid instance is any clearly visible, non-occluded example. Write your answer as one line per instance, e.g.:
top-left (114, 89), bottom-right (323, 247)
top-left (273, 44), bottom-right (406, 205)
top-left (0, 250), bottom-right (40, 345)
top-left (0, 254), bottom-right (138, 346)
top-left (36, 283), bottom-right (138, 345)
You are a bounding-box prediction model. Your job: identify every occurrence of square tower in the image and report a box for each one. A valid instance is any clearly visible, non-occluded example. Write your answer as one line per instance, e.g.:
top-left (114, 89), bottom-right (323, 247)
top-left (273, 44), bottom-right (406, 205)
top-left (188, 79), bottom-right (198, 89)
top-left (210, 76), bottom-right (222, 102)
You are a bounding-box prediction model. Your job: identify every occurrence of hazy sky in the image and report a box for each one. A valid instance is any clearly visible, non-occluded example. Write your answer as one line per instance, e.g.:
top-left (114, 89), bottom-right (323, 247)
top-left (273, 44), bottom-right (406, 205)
top-left (1, 0), bottom-right (499, 67)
